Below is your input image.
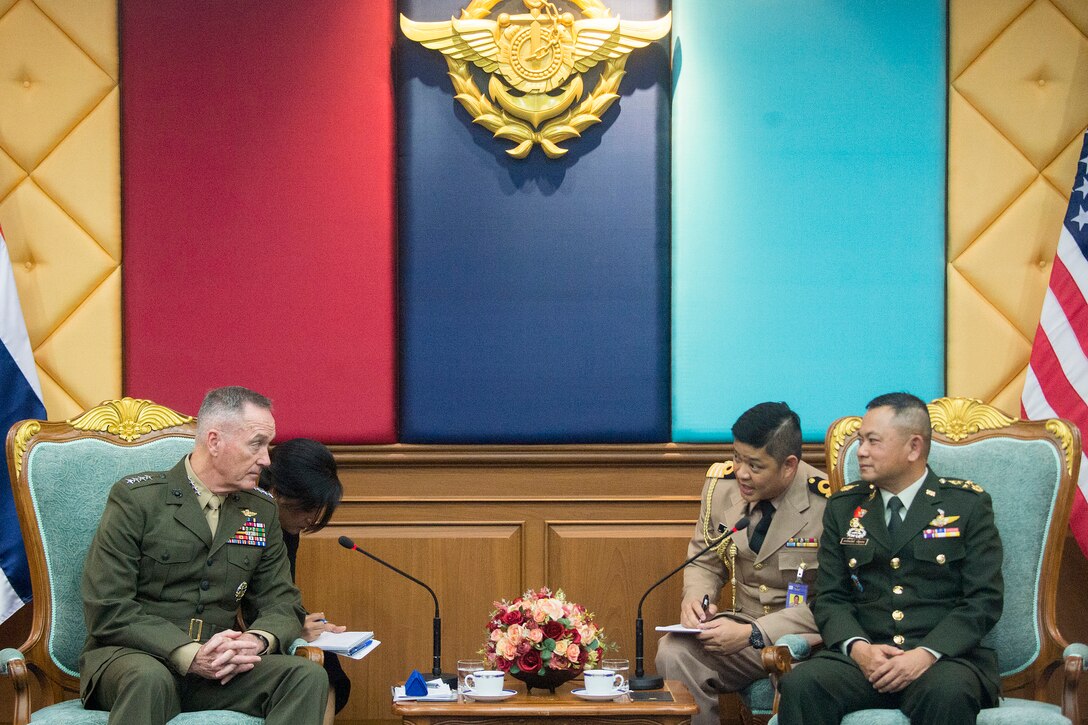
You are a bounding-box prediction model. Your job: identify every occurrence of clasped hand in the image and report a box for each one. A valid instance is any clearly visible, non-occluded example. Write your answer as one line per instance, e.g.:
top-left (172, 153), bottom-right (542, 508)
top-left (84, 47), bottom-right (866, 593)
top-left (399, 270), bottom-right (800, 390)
top-left (302, 611), bottom-right (346, 641)
top-left (851, 641), bottom-right (936, 693)
top-left (189, 630), bottom-right (264, 684)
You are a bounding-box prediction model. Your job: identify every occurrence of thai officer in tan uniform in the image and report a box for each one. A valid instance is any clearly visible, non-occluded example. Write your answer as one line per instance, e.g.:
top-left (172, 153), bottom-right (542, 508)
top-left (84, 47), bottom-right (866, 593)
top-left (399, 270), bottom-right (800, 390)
top-left (779, 393), bottom-right (1003, 725)
top-left (656, 402), bottom-right (830, 725)
top-left (80, 387), bottom-right (328, 724)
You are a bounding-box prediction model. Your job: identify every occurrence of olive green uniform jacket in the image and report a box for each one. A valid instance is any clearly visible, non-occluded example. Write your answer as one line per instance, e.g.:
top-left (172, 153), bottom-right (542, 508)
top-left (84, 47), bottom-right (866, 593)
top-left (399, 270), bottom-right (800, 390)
top-left (80, 457), bottom-right (306, 703)
top-left (812, 470), bottom-right (1004, 701)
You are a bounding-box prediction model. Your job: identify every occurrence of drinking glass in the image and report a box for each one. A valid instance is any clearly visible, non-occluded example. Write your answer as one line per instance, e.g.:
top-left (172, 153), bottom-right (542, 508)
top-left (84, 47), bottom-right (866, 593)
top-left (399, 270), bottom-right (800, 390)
top-left (457, 659), bottom-right (485, 694)
top-left (602, 658), bottom-right (630, 692)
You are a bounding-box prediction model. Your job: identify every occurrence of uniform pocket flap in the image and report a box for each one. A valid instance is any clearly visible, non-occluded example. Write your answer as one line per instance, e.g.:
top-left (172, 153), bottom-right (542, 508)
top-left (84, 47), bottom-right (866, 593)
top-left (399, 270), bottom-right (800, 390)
top-left (777, 551), bottom-right (820, 571)
top-left (146, 541), bottom-right (196, 564)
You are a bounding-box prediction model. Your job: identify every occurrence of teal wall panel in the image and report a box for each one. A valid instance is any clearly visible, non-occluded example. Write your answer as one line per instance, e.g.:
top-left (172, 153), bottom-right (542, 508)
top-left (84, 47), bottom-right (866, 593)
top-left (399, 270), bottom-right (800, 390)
top-left (672, 0), bottom-right (947, 441)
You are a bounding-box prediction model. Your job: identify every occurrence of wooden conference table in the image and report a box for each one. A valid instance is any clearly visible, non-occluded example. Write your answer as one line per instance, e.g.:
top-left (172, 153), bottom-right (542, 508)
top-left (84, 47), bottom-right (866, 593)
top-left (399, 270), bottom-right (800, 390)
top-left (392, 679), bottom-right (697, 725)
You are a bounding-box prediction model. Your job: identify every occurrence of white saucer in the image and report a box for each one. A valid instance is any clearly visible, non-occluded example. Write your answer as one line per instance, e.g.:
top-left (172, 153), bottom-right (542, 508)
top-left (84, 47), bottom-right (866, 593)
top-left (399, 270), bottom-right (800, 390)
top-left (571, 688), bottom-right (625, 701)
top-left (463, 688), bottom-right (517, 702)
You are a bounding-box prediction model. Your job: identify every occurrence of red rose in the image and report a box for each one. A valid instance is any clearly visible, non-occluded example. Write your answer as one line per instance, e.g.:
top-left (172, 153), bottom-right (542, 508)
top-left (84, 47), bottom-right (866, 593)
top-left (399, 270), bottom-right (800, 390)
top-left (542, 621), bottom-right (564, 640)
top-left (571, 629), bottom-right (582, 644)
top-left (517, 640), bottom-right (532, 655)
top-left (500, 609), bottom-right (524, 626)
top-left (518, 650), bottom-right (542, 673)
top-left (495, 656), bottom-right (513, 671)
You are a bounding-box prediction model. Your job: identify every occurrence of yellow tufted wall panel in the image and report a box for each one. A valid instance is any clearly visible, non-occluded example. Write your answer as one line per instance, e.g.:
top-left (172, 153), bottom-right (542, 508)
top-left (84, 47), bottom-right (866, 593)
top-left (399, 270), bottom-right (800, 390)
top-left (949, 0), bottom-right (1088, 413)
top-left (0, 0), bottom-right (119, 419)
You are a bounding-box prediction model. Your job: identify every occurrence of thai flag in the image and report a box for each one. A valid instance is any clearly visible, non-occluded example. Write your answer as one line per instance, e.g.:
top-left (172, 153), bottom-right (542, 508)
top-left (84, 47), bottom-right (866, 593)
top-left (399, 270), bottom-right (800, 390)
top-left (1022, 129), bottom-right (1088, 558)
top-left (0, 225), bottom-right (46, 623)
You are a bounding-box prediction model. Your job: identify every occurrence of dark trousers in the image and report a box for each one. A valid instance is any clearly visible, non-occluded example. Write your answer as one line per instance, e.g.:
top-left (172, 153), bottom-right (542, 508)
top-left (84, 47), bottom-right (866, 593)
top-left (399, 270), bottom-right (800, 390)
top-left (778, 652), bottom-right (986, 725)
top-left (87, 649), bottom-right (328, 725)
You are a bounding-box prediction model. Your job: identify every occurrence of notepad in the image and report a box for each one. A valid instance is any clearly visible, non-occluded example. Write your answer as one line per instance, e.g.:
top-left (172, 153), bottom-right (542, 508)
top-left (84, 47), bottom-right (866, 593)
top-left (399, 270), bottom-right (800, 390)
top-left (655, 624), bottom-right (701, 634)
top-left (310, 630), bottom-right (375, 656)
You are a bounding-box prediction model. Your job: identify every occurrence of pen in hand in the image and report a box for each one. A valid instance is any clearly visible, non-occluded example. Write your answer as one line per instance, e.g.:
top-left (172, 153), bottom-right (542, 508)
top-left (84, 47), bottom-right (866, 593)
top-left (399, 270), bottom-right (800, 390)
top-left (701, 594), bottom-right (710, 622)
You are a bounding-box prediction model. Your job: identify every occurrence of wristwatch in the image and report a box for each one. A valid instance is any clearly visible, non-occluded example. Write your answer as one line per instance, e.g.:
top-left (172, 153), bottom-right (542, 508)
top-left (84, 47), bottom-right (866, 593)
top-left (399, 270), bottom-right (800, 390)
top-left (748, 624), bottom-right (765, 650)
top-left (249, 632), bottom-right (270, 654)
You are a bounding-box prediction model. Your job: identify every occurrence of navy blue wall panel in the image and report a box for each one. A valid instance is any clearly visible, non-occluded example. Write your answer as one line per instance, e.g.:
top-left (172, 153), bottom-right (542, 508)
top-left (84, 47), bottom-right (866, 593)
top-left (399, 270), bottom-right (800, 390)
top-left (397, 0), bottom-right (672, 442)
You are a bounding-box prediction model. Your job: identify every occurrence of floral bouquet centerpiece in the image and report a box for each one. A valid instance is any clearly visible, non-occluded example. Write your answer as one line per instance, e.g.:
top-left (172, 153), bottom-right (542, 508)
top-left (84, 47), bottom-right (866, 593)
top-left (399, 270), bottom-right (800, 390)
top-left (483, 587), bottom-right (607, 693)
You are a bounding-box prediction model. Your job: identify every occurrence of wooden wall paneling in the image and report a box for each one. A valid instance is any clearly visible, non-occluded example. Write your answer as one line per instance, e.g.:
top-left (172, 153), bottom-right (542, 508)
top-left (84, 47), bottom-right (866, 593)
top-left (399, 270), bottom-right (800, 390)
top-left (545, 522), bottom-right (697, 671)
top-left (294, 522), bottom-right (524, 724)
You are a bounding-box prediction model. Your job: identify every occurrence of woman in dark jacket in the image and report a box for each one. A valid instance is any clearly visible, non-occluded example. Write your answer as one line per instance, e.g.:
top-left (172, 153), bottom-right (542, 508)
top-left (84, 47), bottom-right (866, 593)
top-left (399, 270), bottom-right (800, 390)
top-left (259, 438), bottom-right (350, 724)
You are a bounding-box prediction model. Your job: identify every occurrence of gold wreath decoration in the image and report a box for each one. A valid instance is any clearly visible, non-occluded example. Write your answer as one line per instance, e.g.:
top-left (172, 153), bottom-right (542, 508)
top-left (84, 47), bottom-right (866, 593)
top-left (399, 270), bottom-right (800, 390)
top-left (451, 0), bottom-right (628, 159)
top-left (68, 398), bottom-right (194, 442)
top-left (11, 420), bottom-right (41, 479)
top-left (927, 397), bottom-right (1017, 442)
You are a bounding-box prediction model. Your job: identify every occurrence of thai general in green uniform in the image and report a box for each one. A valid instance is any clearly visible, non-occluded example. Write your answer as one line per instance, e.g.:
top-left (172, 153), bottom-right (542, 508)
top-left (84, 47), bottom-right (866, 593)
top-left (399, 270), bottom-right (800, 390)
top-left (779, 393), bottom-right (1003, 725)
top-left (80, 387), bottom-right (328, 724)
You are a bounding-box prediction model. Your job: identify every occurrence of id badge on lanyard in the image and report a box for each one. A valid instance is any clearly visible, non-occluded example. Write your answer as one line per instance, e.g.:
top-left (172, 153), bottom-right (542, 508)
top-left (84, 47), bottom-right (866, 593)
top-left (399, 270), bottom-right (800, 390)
top-left (786, 562), bottom-right (809, 607)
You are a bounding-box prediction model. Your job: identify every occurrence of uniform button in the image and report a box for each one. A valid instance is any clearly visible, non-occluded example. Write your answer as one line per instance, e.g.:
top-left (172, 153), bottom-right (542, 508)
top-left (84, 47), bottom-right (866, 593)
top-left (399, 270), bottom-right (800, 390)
top-left (754, 563), bottom-right (763, 570)
top-left (763, 606), bottom-right (770, 614)
top-left (892, 586), bottom-right (904, 595)
top-left (848, 558), bottom-right (857, 568)
top-left (936, 554), bottom-right (946, 564)
top-left (892, 610), bottom-right (904, 621)
top-left (890, 557), bottom-right (900, 569)
top-left (200, 580), bottom-right (210, 590)
top-left (893, 634), bottom-right (905, 645)
top-left (759, 584), bottom-right (768, 592)
top-left (207, 559), bottom-right (214, 567)
top-left (196, 604), bottom-right (204, 613)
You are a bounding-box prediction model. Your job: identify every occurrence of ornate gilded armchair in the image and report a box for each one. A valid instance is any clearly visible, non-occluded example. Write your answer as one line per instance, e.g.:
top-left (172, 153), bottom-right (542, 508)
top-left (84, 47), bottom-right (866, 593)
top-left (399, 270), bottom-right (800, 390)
top-left (0, 399), bottom-right (320, 725)
top-left (764, 397), bottom-right (1087, 724)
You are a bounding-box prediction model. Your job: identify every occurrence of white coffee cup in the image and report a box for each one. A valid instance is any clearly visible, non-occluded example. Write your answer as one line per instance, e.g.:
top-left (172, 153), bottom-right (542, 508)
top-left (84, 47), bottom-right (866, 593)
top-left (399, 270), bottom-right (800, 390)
top-left (464, 670), bottom-right (505, 696)
top-left (583, 669), bottom-right (624, 695)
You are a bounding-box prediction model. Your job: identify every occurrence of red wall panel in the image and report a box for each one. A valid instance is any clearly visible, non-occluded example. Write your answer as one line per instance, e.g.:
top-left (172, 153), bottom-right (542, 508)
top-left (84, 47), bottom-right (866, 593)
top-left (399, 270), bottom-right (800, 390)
top-left (121, 0), bottom-right (395, 442)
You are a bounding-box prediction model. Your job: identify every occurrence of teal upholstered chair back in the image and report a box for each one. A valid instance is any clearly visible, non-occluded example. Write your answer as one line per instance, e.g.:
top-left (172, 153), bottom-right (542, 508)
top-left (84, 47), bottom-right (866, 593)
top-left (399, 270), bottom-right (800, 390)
top-left (5, 399), bottom-right (196, 702)
top-left (825, 398), bottom-right (1081, 699)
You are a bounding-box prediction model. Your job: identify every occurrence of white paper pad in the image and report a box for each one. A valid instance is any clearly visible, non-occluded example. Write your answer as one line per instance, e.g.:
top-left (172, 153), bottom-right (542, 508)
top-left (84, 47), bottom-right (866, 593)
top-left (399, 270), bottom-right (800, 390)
top-left (310, 630), bottom-right (374, 654)
top-left (344, 638), bottom-right (380, 660)
top-left (392, 679), bottom-right (457, 702)
top-left (655, 624), bottom-right (701, 634)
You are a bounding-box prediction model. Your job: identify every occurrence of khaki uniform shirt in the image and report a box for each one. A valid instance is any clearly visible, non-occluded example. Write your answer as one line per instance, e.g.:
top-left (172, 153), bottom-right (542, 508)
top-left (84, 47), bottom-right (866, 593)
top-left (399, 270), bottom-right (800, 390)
top-left (682, 459), bottom-right (830, 644)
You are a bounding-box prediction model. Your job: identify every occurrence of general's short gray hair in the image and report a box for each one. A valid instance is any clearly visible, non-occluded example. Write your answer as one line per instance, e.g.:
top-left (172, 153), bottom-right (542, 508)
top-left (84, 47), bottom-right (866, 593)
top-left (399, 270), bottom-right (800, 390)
top-left (195, 386), bottom-right (272, 437)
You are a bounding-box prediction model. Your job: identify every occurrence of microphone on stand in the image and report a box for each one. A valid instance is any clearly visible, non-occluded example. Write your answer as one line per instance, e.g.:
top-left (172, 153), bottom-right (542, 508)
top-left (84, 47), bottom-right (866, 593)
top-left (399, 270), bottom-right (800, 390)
top-left (338, 535), bottom-right (457, 688)
top-left (630, 516), bottom-right (751, 690)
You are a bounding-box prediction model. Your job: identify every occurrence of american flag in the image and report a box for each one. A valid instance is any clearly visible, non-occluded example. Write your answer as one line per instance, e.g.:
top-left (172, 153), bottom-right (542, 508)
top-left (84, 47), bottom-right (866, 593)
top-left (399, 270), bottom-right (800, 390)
top-left (1022, 129), bottom-right (1088, 557)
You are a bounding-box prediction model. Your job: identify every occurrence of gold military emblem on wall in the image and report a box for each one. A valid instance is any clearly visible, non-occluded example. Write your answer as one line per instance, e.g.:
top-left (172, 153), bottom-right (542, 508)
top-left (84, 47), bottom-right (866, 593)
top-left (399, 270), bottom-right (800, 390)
top-left (401, 0), bottom-right (671, 158)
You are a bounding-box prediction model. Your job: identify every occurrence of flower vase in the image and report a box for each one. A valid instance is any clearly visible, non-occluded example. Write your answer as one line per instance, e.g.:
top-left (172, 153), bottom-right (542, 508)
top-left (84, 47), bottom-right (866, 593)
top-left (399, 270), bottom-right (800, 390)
top-left (511, 667), bottom-right (578, 694)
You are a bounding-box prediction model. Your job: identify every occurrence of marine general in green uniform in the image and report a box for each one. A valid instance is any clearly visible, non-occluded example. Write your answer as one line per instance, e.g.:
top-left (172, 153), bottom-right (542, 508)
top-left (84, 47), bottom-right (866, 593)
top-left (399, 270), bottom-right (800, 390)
top-left (778, 393), bottom-right (1004, 725)
top-left (80, 387), bottom-right (328, 725)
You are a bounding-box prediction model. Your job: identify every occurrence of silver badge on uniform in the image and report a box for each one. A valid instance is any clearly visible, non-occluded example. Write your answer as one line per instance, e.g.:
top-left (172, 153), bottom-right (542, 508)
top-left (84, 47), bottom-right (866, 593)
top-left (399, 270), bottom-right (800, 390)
top-left (235, 581), bottom-right (248, 601)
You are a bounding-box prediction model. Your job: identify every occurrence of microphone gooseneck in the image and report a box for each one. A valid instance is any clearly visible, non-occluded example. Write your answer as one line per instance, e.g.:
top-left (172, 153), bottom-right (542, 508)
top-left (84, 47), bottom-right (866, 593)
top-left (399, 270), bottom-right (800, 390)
top-left (338, 535), bottom-right (455, 686)
top-left (630, 516), bottom-right (751, 691)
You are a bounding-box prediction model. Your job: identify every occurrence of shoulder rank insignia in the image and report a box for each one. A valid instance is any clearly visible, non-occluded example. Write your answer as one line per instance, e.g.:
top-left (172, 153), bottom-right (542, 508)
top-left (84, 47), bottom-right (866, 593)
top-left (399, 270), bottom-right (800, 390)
top-left (839, 483), bottom-right (858, 492)
top-left (252, 487), bottom-right (275, 500)
top-left (938, 477), bottom-right (984, 493)
top-left (807, 476), bottom-right (832, 498)
top-left (125, 472), bottom-right (164, 486)
top-left (706, 461), bottom-right (735, 479)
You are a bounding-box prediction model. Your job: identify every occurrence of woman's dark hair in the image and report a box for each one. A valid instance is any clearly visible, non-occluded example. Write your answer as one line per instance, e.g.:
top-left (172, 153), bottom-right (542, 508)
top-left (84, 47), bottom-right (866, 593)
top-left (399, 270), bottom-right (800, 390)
top-left (259, 438), bottom-right (342, 532)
